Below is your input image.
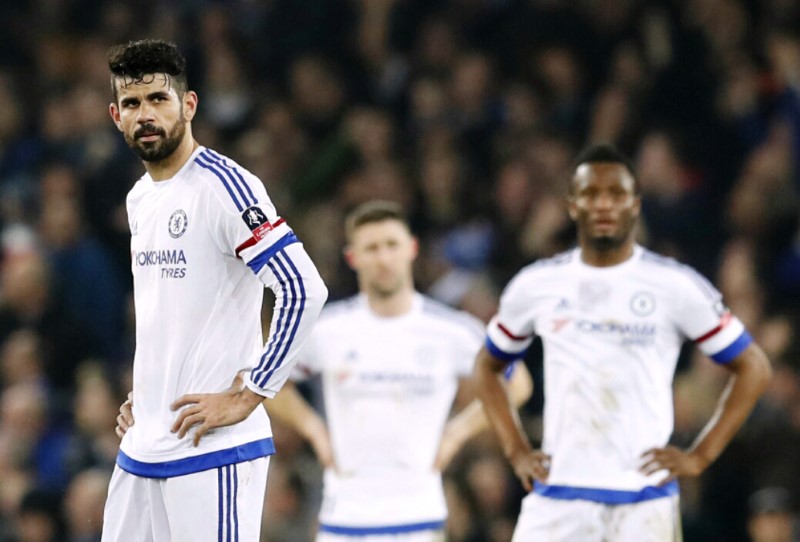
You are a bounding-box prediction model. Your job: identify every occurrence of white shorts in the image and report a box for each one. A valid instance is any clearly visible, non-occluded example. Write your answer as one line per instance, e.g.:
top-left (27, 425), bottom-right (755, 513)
top-left (101, 457), bottom-right (269, 542)
top-left (511, 492), bottom-right (682, 542)
top-left (316, 530), bottom-right (445, 542)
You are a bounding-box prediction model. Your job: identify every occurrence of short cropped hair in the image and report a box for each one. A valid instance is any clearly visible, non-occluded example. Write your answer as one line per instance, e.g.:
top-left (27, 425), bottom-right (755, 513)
top-left (344, 200), bottom-right (410, 242)
top-left (571, 144), bottom-right (639, 194)
top-left (108, 39), bottom-right (188, 103)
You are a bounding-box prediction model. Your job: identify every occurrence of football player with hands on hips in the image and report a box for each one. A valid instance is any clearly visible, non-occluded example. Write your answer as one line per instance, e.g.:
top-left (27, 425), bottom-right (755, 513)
top-left (474, 144), bottom-right (772, 542)
top-left (120, 200), bottom-right (533, 542)
top-left (102, 39), bottom-right (327, 542)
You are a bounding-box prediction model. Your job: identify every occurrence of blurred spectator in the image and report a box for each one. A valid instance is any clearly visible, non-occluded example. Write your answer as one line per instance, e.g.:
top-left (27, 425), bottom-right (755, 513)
top-left (62, 468), bottom-right (109, 542)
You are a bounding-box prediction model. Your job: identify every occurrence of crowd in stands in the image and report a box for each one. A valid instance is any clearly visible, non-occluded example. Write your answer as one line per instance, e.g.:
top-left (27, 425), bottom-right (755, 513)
top-left (0, 1), bottom-right (798, 540)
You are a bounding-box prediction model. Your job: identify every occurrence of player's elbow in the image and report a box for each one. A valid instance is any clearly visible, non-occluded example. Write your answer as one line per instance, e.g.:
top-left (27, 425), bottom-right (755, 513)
top-left (303, 271), bottom-right (328, 317)
top-left (508, 364), bottom-right (534, 406)
top-left (750, 345), bottom-right (772, 394)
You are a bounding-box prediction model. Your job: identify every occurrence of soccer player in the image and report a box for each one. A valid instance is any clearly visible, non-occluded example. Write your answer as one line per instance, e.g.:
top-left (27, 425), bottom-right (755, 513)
top-left (119, 200), bottom-right (532, 541)
top-left (266, 200), bottom-right (532, 541)
top-left (101, 40), bottom-right (327, 542)
top-left (474, 144), bottom-right (772, 541)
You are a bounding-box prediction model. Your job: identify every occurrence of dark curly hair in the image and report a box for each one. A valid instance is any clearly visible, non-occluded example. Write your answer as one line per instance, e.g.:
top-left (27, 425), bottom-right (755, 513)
top-left (107, 39), bottom-right (188, 102)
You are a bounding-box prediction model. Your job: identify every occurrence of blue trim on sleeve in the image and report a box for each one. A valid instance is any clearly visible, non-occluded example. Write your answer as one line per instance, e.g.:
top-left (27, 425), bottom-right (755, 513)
top-left (253, 251), bottom-right (306, 387)
top-left (534, 480), bottom-right (679, 504)
top-left (318, 520), bottom-right (446, 536)
top-left (116, 438), bottom-right (275, 478)
top-left (710, 330), bottom-right (752, 364)
top-left (245, 232), bottom-right (298, 274)
top-left (485, 336), bottom-right (526, 363)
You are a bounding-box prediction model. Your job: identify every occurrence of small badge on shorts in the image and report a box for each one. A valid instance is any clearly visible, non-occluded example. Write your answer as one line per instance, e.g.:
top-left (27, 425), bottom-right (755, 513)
top-left (168, 209), bottom-right (188, 238)
top-left (241, 206), bottom-right (272, 240)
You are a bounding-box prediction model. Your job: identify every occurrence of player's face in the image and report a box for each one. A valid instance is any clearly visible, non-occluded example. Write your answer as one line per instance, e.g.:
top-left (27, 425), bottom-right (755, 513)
top-left (568, 162), bottom-right (640, 250)
top-left (346, 219), bottom-right (418, 298)
top-left (109, 73), bottom-right (197, 162)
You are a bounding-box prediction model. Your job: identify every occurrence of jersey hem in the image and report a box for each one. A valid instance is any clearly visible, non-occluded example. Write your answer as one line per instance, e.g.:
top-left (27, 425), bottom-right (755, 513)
top-left (318, 520), bottom-right (446, 536)
top-left (116, 437), bottom-right (275, 478)
top-left (533, 480), bottom-right (679, 504)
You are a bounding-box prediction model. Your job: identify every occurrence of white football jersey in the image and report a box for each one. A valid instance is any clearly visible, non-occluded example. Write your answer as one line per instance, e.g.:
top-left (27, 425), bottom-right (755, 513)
top-left (119, 146), bottom-right (326, 477)
top-left (487, 245), bottom-right (752, 503)
top-left (292, 293), bottom-right (484, 534)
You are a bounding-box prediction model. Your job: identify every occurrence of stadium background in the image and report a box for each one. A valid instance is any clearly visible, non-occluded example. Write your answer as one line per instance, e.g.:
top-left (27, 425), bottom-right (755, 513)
top-left (0, 0), bottom-right (798, 540)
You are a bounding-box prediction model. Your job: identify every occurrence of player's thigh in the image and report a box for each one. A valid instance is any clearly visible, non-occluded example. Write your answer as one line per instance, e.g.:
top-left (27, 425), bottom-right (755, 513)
top-left (511, 493), bottom-right (605, 542)
top-left (609, 496), bottom-right (682, 542)
top-left (101, 466), bottom-right (169, 542)
top-left (316, 530), bottom-right (446, 542)
top-left (163, 457), bottom-right (269, 542)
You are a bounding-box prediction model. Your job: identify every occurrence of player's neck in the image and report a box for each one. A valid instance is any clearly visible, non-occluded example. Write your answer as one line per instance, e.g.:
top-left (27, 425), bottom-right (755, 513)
top-left (364, 287), bottom-right (415, 317)
top-left (145, 136), bottom-right (199, 182)
top-left (580, 240), bottom-right (635, 267)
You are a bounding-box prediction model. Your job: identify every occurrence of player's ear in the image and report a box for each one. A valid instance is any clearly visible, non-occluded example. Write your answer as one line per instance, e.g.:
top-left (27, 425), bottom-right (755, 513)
top-left (410, 236), bottom-right (419, 261)
top-left (109, 103), bottom-right (123, 131)
top-left (343, 246), bottom-right (356, 270)
top-left (183, 91), bottom-right (198, 121)
top-left (631, 195), bottom-right (642, 218)
top-left (567, 196), bottom-right (578, 221)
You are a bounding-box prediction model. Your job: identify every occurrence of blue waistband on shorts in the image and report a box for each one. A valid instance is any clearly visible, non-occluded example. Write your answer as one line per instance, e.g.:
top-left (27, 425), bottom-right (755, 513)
top-left (318, 520), bottom-right (446, 536)
top-left (117, 437), bottom-right (275, 478)
top-left (534, 480), bottom-right (679, 504)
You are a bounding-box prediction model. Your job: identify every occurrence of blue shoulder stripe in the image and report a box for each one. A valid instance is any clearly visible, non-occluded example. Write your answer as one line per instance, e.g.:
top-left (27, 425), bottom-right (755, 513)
top-left (199, 151), bottom-right (254, 208)
top-left (195, 153), bottom-right (244, 211)
top-left (206, 149), bottom-right (258, 205)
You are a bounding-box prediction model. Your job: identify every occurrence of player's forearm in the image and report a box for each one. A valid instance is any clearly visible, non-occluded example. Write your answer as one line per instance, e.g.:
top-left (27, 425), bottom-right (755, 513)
top-left (247, 244), bottom-right (328, 397)
top-left (265, 382), bottom-right (327, 441)
top-left (444, 363), bottom-right (533, 448)
top-left (474, 347), bottom-right (533, 460)
top-left (690, 343), bottom-right (771, 466)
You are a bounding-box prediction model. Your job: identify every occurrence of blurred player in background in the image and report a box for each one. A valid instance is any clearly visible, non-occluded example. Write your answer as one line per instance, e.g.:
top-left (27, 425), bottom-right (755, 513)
top-left (266, 200), bottom-right (532, 541)
top-left (102, 39), bottom-right (327, 542)
top-left (474, 144), bottom-right (772, 541)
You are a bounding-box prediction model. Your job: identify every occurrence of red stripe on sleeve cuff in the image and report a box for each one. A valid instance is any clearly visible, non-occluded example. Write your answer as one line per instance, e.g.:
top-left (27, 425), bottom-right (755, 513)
top-left (694, 311), bottom-right (732, 344)
top-left (235, 218), bottom-right (286, 257)
top-left (497, 322), bottom-right (528, 342)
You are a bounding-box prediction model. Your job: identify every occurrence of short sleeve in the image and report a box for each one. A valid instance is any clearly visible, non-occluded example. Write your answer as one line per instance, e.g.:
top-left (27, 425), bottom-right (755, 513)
top-left (674, 266), bottom-right (752, 364)
top-left (199, 150), bottom-right (296, 274)
top-left (486, 271), bottom-right (536, 363)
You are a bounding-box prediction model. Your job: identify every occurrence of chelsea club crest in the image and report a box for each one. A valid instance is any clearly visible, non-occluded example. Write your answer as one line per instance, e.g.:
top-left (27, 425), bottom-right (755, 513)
top-left (168, 209), bottom-right (188, 238)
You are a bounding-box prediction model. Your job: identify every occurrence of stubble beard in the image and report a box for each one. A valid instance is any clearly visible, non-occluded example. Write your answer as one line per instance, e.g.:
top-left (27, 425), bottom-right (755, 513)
top-left (125, 113), bottom-right (187, 163)
top-left (585, 216), bottom-right (636, 252)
